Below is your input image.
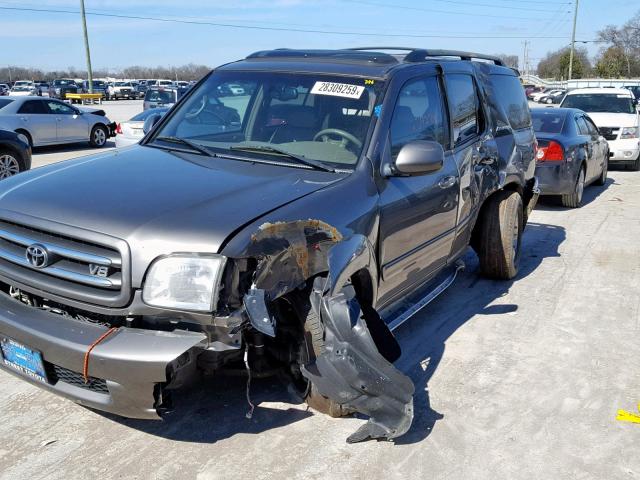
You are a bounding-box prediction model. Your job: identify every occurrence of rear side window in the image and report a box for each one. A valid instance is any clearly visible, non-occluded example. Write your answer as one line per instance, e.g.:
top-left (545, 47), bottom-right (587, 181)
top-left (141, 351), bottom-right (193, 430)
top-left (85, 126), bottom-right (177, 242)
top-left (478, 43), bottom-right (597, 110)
top-left (490, 74), bottom-right (531, 130)
top-left (444, 74), bottom-right (479, 146)
top-left (390, 76), bottom-right (449, 157)
top-left (17, 100), bottom-right (47, 114)
top-left (575, 116), bottom-right (590, 135)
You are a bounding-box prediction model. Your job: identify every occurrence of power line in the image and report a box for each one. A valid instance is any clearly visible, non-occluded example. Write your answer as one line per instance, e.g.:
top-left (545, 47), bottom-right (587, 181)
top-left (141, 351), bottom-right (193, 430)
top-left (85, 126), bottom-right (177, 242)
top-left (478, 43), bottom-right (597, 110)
top-left (433, 0), bottom-right (570, 13)
top-left (0, 5), bottom-right (572, 39)
top-left (343, 0), bottom-right (548, 20)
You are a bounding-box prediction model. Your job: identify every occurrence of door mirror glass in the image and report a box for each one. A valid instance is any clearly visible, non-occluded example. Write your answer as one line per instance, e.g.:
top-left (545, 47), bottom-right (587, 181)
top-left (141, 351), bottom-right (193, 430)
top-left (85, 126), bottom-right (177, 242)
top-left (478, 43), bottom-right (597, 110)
top-left (143, 113), bottom-right (163, 134)
top-left (393, 140), bottom-right (444, 176)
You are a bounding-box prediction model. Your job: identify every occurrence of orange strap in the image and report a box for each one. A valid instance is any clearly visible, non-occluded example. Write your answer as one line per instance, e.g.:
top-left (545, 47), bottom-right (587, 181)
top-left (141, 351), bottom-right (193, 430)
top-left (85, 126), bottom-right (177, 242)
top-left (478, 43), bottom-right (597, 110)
top-left (83, 327), bottom-right (118, 383)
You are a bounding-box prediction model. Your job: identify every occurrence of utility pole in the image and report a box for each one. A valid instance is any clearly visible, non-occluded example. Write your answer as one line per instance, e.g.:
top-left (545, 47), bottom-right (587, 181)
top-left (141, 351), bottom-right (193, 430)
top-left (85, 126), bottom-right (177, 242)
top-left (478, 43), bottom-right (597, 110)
top-left (79, 0), bottom-right (94, 93)
top-left (522, 41), bottom-right (529, 78)
top-left (568, 0), bottom-right (579, 81)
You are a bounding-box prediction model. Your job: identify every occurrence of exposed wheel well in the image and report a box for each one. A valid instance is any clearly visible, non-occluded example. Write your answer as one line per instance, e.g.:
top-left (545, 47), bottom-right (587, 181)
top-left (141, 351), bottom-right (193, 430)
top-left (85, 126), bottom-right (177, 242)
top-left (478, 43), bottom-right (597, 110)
top-left (14, 129), bottom-right (32, 147)
top-left (470, 184), bottom-right (523, 252)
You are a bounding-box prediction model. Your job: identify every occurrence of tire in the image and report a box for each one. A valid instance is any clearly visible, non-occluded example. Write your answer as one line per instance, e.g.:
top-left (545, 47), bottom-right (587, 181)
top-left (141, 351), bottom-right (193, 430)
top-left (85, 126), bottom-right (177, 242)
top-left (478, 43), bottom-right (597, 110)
top-left (477, 190), bottom-right (523, 280)
top-left (561, 167), bottom-right (585, 208)
top-left (0, 148), bottom-right (25, 179)
top-left (89, 124), bottom-right (108, 148)
top-left (288, 288), bottom-right (348, 418)
top-left (631, 153), bottom-right (640, 172)
top-left (595, 155), bottom-right (608, 186)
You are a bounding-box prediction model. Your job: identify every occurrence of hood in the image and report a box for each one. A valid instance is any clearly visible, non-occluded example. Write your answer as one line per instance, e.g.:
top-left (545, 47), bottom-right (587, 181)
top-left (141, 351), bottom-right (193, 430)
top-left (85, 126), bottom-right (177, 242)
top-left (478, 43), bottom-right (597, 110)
top-left (586, 112), bottom-right (639, 128)
top-left (0, 145), bottom-right (342, 278)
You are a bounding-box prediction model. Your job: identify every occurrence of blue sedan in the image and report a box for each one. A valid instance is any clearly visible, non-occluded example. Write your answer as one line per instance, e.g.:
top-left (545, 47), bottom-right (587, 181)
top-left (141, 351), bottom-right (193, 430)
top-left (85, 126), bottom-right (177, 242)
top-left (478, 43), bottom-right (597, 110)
top-left (532, 108), bottom-right (609, 208)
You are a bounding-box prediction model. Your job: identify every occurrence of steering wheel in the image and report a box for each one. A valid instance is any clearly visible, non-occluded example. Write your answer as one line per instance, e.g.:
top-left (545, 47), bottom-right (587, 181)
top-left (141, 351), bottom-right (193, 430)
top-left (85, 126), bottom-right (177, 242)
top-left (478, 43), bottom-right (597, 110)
top-left (313, 128), bottom-right (362, 149)
top-left (185, 95), bottom-right (230, 125)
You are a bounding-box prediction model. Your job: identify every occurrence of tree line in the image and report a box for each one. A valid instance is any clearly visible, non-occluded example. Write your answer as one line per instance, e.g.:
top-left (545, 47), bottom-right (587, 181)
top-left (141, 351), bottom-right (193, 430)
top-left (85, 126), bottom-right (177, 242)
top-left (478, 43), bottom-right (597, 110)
top-left (537, 10), bottom-right (640, 80)
top-left (0, 63), bottom-right (211, 83)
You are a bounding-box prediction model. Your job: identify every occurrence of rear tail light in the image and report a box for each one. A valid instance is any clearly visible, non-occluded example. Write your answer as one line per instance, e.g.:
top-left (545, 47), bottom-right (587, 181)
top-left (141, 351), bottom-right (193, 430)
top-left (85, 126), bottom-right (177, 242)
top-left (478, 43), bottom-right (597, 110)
top-left (536, 140), bottom-right (564, 162)
top-left (115, 123), bottom-right (122, 134)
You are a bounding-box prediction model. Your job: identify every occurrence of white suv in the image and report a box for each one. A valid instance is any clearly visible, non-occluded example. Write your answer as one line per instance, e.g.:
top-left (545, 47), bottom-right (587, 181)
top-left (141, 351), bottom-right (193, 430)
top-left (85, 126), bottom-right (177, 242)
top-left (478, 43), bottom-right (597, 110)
top-left (561, 88), bottom-right (640, 170)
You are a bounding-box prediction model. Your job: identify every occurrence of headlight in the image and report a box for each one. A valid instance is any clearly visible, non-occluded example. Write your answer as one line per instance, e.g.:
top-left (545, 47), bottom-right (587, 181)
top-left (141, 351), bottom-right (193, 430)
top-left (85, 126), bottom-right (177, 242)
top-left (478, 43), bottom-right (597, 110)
top-left (142, 254), bottom-right (227, 312)
top-left (621, 127), bottom-right (639, 139)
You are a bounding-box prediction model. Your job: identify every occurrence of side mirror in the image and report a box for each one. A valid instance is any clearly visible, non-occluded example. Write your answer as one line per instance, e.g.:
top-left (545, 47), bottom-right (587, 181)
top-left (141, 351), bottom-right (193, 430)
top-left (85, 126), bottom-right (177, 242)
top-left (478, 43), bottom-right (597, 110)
top-left (392, 140), bottom-right (444, 176)
top-left (143, 113), bottom-right (163, 134)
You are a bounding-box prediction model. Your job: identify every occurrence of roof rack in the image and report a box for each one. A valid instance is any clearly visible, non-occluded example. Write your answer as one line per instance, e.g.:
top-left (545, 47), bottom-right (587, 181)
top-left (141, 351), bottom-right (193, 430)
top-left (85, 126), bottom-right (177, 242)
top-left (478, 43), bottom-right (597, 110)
top-left (347, 47), bottom-right (504, 66)
top-left (246, 49), bottom-right (399, 65)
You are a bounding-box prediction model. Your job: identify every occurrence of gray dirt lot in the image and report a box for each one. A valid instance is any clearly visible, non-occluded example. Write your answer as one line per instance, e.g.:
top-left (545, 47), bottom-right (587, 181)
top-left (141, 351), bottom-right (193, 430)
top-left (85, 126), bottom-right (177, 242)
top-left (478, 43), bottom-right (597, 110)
top-left (1, 105), bottom-right (639, 479)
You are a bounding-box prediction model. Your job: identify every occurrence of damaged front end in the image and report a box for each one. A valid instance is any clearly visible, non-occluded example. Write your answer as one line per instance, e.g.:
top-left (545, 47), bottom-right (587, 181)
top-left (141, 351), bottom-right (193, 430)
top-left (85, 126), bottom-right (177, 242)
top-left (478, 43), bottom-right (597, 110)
top-left (239, 220), bottom-right (415, 442)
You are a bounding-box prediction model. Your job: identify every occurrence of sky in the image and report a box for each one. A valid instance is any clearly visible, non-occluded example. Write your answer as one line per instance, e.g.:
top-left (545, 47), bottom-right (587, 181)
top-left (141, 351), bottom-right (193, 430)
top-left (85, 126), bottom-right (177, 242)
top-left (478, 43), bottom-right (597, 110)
top-left (0, 0), bottom-right (635, 73)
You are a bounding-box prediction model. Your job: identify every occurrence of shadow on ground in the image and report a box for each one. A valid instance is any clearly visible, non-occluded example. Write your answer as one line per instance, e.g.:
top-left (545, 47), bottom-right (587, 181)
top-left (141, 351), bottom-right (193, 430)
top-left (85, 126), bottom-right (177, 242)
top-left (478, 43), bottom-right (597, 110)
top-left (33, 141), bottom-right (115, 155)
top-left (100, 221), bottom-right (565, 445)
top-left (535, 176), bottom-right (614, 211)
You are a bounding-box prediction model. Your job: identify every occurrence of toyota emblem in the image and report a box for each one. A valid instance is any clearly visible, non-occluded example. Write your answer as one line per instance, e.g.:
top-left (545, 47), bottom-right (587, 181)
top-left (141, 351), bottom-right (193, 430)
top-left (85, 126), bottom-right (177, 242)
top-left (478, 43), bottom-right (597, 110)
top-left (25, 244), bottom-right (49, 269)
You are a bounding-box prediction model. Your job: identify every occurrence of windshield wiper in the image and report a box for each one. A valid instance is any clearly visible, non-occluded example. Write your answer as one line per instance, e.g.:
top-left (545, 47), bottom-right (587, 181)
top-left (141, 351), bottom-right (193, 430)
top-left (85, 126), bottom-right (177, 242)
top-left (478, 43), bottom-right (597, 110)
top-left (229, 145), bottom-right (335, 172)
top-left (154, 136), bottom-right (215, 156)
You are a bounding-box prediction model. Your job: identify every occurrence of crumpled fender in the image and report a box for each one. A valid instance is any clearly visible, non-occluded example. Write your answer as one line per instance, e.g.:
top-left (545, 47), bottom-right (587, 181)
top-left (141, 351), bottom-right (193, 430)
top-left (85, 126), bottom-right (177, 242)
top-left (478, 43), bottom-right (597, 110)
top-left (302, 277), bottom-right (415, 443)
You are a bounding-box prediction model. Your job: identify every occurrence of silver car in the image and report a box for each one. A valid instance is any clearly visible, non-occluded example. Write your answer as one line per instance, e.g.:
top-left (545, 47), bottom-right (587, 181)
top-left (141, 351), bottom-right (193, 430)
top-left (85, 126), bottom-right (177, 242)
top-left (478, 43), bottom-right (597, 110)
top-left (115, 107), bottom-right (168, 148)
top-left (0, 96), bottom-right (115, 148)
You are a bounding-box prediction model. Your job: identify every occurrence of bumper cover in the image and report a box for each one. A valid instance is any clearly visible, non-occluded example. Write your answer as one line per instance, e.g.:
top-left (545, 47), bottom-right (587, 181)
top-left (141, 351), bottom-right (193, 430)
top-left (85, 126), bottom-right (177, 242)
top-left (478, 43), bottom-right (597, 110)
top-left (535, 164), bottom-right (575, 195)
top-left (0, 292), bottom-right (206, 419)
top-left (608, 139), bottom-right (640, 162)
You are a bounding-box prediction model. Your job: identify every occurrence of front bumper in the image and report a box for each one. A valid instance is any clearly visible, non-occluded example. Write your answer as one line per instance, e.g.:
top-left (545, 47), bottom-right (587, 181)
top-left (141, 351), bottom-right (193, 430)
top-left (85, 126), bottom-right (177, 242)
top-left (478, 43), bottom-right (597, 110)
top-left (0, 291), bottom-right (206, 419)
top-left (608, 138), bottom-right (640, 162)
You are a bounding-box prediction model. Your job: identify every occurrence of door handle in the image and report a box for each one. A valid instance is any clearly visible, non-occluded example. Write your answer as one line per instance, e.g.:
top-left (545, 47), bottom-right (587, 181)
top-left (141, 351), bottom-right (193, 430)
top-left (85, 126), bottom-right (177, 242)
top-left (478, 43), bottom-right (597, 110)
top-left (56, 117), bottom-right (62, 122)
top-left (438, 176), bottom-right (457, 189)
top-left (20, 117), bottom-right (27, 122)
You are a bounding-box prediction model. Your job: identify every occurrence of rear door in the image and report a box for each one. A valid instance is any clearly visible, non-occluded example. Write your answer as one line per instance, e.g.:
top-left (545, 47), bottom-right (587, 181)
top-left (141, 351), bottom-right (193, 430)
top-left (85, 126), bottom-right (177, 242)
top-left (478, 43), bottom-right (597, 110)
top-left (16, 99), bottom-right (56, 145)
top-left (575, 115), bottom-right (596, 179)
top-left (46, 100), bottom-right (87, 142)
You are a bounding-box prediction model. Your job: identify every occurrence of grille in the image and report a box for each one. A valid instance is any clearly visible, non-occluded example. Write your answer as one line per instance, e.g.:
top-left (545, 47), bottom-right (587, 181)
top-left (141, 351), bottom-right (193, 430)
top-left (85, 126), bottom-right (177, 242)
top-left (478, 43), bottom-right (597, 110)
top-left (45, 363), bottom-right (109, 394)
top-left (599, 127), bottom-right (618, 141)
top-left (0, 219), bottom-right (130, 307)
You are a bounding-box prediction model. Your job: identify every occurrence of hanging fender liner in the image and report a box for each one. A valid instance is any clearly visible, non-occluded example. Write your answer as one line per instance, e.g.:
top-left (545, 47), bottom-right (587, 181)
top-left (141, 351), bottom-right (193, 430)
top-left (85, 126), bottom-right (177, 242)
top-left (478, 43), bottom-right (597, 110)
top-left (243, 220), bottom-right (415, 442)
top-left (302, 277), bottom-right (415, 443)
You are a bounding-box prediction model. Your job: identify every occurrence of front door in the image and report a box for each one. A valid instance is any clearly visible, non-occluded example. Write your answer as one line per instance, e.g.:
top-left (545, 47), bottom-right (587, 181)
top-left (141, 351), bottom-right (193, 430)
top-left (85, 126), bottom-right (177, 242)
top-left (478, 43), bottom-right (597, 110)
top-left (46, 100), bottom-right (87, 142)
top-left (377, 74), bottom-right (459, 307)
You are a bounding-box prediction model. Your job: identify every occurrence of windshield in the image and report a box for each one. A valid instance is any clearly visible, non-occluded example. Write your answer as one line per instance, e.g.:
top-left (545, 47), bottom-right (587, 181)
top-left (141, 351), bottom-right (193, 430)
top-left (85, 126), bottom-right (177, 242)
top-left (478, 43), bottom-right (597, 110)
top-left (12, 87), bottom-right (30, 91)
top-left (151, 71), bottom-right (384, 168)
top-left (146, 90), bottom-right (176, 103)
top-left (562, 93), bottom-right (635, 114)
top-left (531, 110), bottom-right (565, 134)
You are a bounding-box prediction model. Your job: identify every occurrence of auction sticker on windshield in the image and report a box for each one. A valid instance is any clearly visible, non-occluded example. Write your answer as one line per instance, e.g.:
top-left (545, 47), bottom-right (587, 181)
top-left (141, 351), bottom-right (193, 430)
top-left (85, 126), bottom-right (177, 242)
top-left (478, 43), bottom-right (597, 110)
top-left (311, 81), bottom-right (365, 99)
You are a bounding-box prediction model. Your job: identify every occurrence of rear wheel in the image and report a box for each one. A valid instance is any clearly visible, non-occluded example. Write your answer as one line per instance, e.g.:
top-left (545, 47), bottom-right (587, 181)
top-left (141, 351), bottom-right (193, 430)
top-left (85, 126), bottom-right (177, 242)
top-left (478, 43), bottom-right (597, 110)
top-left (561, 167), bottom-right (585, 208)
top-left (89, 125), bottom-right (108, 148)
top-left (15, 130), bottom-right (32, 148)
top-left (477, 190), bottom-right (523, 280)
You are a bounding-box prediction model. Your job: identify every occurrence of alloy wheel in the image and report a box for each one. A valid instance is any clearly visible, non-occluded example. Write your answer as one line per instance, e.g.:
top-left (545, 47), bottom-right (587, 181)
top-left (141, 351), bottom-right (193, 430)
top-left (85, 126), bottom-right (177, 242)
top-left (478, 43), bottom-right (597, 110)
top-left (0, 154), bottom-right (20, 179)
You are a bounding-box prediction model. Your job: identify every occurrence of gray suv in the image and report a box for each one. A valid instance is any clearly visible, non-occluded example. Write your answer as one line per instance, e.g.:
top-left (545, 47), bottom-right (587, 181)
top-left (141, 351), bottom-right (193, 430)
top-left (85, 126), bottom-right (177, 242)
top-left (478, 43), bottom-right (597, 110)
top-left (0, 48), bottom-right (538, 443)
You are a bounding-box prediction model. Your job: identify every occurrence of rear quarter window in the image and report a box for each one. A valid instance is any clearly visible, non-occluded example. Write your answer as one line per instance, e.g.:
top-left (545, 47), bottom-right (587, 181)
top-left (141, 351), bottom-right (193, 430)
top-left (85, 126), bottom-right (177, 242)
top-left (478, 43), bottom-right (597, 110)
top-left (0, 99), bottom-right (14, 110)
top-left (490, 74), bottom-right (532, 131)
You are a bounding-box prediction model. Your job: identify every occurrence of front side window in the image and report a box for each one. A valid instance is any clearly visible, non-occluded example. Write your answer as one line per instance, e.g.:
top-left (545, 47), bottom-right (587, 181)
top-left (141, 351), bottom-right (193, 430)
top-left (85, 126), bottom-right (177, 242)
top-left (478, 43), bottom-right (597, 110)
top-left (444, 74), bottom-right (480, 146)
top-left (46, 101), bottom-right (75, 115)
top-left (390, 76), bottom-right (449, 157)
top-left (152, 72), bottom-right (384, 168)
